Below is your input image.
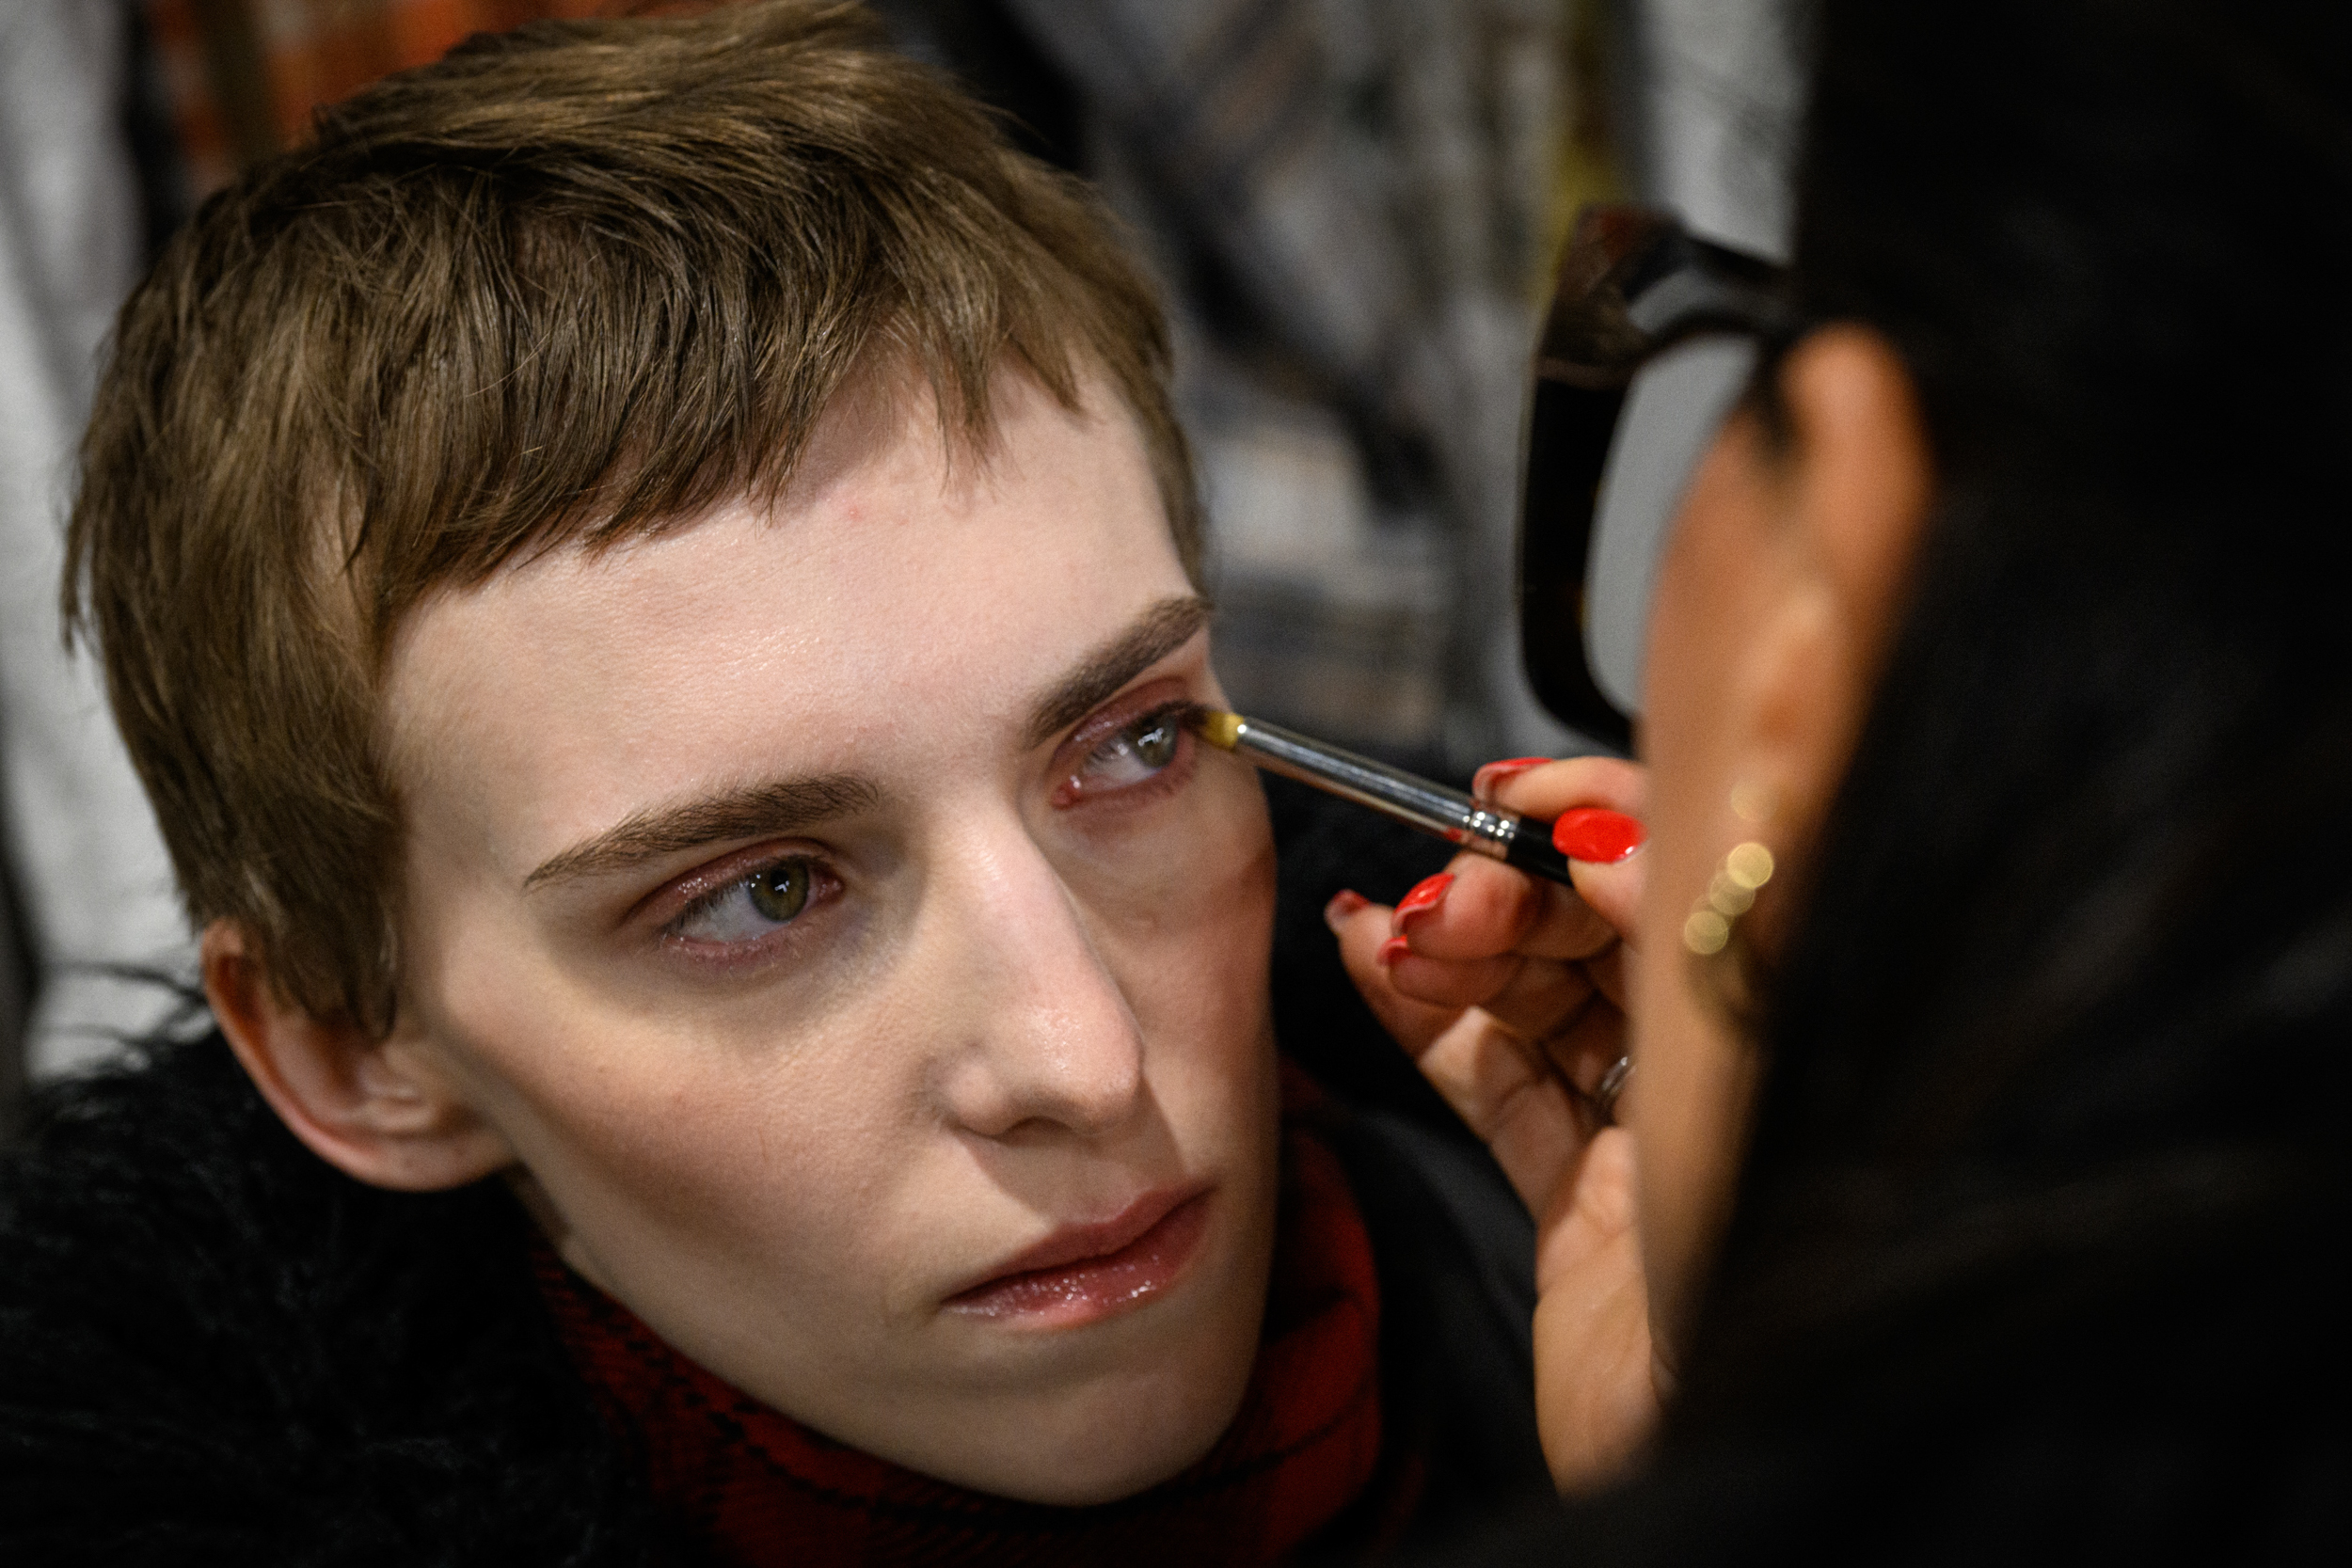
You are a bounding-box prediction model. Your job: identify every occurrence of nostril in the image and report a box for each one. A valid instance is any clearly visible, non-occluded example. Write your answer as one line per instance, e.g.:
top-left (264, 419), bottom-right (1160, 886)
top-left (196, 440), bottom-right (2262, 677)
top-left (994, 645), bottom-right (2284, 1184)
top-left (993, 1113), bottom-right (1081, 1144)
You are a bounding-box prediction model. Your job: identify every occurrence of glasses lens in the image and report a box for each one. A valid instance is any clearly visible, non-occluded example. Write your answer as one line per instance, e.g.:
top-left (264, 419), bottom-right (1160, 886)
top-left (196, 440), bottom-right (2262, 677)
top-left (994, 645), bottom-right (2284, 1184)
top-left (1518, 206), bottom-right (1784, 749)
top-left (1581, 336), bottom-right (1758, 716)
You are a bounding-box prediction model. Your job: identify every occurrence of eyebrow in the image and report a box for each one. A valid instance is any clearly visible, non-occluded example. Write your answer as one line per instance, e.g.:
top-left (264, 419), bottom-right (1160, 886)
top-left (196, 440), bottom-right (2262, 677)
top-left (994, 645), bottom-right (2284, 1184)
top-left (522, 594), bottom-right (1211, 891)
top-left (1022, 594), bottom-right (1215, 749)
top-left (524, 773), bottom-right (882, 890)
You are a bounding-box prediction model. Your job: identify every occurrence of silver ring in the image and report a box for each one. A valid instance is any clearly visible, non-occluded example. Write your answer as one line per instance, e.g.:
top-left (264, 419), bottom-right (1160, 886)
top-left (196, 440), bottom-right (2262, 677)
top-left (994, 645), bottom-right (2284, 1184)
top-left (1592, 1055), bottom-right (1633, 1124)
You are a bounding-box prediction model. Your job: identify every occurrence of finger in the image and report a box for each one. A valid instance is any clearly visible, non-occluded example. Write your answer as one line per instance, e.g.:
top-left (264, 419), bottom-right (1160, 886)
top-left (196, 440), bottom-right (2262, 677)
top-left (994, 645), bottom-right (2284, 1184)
top-left (1534, 1125), bottom-right (1639, 1289)
top-left (1584, 944), bottom-right (1627, 1011)
top-left (1381, 944), bottom-right (1526, 1012)
top-left (1568, 855), bottom-right (1644, 946)
top-left (1462, 954), bottom-right (1600, 1043)
top-left (1476, 758), bottom-right (1650, 940)
top-left (1526, 1128), bottom-right (1656, 1493)
top-left (1604, 1035), bottom-right (1641, 1127)
top-left (1476, 754), bottom-right (1648, 819)
top-left (1415, 1006), bottom-right (1585, 1213)
top-left (1337, 889), bottom-right (1602, 1217)
top-left (1327, 893), bottom-right (1460, 1058)
top-left (1535, 996), bottom-right (1625, 1112)
top-left (1395, 854), bottom-right (1617, 963)
top-left (1387, 947), bottom-right (1613, 1079)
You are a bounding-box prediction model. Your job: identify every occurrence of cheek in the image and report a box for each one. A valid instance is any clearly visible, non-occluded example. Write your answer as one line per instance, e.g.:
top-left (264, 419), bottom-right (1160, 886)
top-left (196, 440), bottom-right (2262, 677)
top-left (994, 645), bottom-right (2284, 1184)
top-left (1629, 440), bottom-right (1740, 1310)
top-left (1637, 435), bottom-right (1763, 945)
top-left (1628, 426), bottom-right (1783, 1331)
top-left (422, 933), bottom-right (927, 1293)
top-left (1072, 762), bottom-right (1279, 1112)
top-left (1645, 448), bottom-right (1741, 775)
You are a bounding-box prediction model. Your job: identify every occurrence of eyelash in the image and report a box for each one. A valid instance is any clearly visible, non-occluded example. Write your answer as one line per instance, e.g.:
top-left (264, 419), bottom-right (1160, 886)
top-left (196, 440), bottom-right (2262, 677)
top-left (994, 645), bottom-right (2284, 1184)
top-left (642, 692), bottom-right (1193, 964)
top-left (1052, 696), bottom-right (1197, 810)
top-left (657, 847), bottom-right (841, 959)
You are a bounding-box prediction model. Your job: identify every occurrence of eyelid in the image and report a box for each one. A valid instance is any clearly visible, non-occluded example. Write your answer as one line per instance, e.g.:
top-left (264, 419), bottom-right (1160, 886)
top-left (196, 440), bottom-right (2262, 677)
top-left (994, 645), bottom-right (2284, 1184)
top-left (1049, 675), bottom-right (1196, 774)
top-left (632, 838), bottom-right (830, 932)
top-left (1049, 693), bottom-right (1196, 815)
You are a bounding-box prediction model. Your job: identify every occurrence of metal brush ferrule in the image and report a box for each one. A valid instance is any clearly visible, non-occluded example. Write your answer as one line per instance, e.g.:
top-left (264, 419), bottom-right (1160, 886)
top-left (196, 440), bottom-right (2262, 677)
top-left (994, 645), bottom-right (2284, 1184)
top-left (1188, 707), bottom-right (1579, 889)
top-left (1223, 717), bottom-right (1499, 853)
top-left (1457, 807), bottom-right (1523, 861)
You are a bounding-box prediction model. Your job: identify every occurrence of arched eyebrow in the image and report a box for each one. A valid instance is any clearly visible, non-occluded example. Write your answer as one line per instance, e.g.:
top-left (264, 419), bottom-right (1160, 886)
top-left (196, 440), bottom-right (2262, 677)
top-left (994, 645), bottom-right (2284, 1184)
top-left (1021, 594), bottom-right (1214, 750)
top-left (524, 774), bottom-right (881, 890)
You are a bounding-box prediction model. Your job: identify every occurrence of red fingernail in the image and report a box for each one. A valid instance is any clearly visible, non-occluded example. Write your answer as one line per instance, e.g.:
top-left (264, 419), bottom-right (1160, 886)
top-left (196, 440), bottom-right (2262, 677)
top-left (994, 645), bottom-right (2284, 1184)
top-left (1324, 889), bottom-right (1370, 930)
top-left (1392, 872), bottom-right (1454, 929)
top-left (1471, 756), bottom-right (1553, 802)
top-left (1377, 935), bottom-right (1412, 967)
top-left (1553, 807), bottom-right (1646, 863)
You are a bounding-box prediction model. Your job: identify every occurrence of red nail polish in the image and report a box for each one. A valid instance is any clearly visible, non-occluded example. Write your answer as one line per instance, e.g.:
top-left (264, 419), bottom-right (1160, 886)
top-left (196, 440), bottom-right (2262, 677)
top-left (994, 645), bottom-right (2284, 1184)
top-left (1324, 889), bottom-right (1370, 928)
top-left (1471, 756), bottom-right (1553, 801)
top-left (1553, 807), bottom-right (1646, 863)
top-left (1377, 935), bottom-right (1412, 967)
top-left (1393, 872), bottom-right (1454, 927)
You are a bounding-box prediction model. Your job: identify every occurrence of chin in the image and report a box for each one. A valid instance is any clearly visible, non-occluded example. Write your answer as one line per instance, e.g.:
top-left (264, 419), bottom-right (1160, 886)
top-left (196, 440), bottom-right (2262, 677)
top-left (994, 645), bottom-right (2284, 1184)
top-left (919, 1203), bottom-right (1276, 1505)
top-left (977, 1326), bottom-right (1264, 1506)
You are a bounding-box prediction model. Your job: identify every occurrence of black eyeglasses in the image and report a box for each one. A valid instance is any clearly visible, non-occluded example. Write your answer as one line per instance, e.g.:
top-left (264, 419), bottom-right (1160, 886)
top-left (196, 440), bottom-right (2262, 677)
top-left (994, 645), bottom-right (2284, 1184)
top-left (1517, 205), bottom-right (1793, 752)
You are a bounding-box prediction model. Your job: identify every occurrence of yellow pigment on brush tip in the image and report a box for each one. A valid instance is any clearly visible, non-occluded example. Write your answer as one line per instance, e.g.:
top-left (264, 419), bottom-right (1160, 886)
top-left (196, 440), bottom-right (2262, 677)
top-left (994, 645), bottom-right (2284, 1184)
top-left (1184, 706), bottom-right (1246, 751)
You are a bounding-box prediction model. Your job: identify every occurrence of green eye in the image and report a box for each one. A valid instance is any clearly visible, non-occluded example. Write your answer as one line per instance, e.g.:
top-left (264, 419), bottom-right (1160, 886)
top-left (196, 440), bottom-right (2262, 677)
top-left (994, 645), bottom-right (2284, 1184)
top-left (672, 854), bottom-right (829, 948)
top-left (1132, 717), bottom-right (1180, 768)
top-left (746, 859), bottom-right (811, 925)
top-left (1067, 705), bottom-right (1189, 800)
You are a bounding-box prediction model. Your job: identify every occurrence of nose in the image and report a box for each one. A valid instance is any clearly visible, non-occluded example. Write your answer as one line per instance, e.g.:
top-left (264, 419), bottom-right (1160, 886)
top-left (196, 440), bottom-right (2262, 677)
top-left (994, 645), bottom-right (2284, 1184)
top-left (930, 826), bottom-right (1148, 1144)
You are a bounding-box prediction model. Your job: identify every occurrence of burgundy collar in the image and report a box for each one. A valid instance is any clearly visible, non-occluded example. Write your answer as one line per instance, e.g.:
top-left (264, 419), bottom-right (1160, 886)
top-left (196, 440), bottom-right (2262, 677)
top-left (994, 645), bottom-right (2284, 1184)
top-left (533, 1071), bottom-right (1396, 1566)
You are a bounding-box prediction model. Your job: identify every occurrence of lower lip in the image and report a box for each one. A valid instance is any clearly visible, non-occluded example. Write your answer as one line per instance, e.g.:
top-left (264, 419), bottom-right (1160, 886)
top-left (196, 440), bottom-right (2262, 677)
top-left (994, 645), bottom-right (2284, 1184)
top-left (946, 1193), bottom-right (1211, 1328)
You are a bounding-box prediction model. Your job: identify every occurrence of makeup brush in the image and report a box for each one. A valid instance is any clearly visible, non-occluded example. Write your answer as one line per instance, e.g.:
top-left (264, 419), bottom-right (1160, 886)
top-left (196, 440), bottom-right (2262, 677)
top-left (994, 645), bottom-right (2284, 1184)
top-left (1185, 708), bottom-right (1581, 888)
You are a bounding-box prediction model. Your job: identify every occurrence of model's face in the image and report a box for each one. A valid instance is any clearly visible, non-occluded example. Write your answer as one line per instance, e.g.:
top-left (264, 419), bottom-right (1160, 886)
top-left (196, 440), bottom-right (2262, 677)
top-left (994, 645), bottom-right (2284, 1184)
top-left (377, 369), bottom-right (1281, 1505)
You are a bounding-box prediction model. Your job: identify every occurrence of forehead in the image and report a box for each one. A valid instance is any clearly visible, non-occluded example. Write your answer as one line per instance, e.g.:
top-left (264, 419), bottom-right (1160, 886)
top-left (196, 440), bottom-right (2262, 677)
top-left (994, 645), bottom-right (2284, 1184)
top-left (380, 370), bottom-right (1191, 861)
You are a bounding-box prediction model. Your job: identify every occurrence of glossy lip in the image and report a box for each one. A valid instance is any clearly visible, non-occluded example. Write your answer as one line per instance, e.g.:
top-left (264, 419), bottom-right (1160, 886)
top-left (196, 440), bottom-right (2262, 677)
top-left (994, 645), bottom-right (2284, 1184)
top-left (943, 1184), bottom-right (1213, 1328)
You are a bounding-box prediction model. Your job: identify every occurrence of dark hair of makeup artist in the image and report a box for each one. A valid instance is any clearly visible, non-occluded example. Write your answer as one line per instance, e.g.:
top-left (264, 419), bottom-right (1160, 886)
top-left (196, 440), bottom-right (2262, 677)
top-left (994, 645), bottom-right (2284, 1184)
top-left (1485, 0), bottom-right (2352, 1559)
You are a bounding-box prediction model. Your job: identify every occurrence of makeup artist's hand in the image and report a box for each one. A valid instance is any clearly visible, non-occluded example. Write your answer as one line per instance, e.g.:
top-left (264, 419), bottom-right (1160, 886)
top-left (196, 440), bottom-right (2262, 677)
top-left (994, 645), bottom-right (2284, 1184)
top-left (1326, 755), bottom-right (1655, 1495)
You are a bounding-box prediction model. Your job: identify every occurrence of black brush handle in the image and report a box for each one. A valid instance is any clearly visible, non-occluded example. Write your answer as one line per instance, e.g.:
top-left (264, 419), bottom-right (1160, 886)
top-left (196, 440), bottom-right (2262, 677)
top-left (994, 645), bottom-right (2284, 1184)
top-left (1501, 816), bottom-right (1577, 888)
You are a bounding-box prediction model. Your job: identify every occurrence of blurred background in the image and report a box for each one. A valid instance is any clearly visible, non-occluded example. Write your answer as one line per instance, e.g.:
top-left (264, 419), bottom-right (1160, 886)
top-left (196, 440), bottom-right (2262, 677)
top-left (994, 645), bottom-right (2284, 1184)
top-left (0, 0), bottom-right (1800, 1122)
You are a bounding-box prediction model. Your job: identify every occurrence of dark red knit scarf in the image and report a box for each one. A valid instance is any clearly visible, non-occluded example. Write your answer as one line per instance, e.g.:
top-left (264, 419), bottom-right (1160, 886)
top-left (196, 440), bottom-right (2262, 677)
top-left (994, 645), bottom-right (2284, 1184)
top-left (532, 1072), bottom-right (1392, 1566)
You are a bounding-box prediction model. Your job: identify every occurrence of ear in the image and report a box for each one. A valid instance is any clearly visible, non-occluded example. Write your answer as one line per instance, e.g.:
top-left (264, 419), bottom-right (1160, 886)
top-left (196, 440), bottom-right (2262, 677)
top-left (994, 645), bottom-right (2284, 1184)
top-left (1780, 325), bottom-right (1934, 665)
top-left (202, 920), bottom-right (516, 1191)
top-left (1732, 326), bottom-right (1935, 851)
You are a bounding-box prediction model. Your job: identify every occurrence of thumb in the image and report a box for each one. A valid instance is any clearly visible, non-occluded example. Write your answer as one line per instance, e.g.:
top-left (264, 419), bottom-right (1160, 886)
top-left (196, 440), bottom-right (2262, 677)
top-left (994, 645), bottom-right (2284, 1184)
top-left (1567, 850), bottom-right (1643, 942)
top-left (1480, 756), bottom-right (1648, 943)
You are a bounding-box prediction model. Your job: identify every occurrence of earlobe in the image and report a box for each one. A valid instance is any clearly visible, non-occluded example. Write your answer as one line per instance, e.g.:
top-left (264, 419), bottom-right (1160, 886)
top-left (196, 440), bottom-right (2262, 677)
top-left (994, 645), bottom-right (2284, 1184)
top-left (201, 921), bottom-right (514, 1192)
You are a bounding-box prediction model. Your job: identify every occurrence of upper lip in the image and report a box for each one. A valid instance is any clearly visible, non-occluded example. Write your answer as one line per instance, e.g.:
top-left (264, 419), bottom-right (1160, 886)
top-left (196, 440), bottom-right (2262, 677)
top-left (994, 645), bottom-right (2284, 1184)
top-left (947, 1182), bottom-right (1207, 1299)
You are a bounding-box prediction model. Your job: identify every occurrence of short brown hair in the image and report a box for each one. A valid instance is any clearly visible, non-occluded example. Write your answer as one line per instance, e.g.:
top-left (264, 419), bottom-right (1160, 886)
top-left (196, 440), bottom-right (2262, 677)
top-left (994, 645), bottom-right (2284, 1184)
top-left (66, 0), bottom-right (1200, 1032)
